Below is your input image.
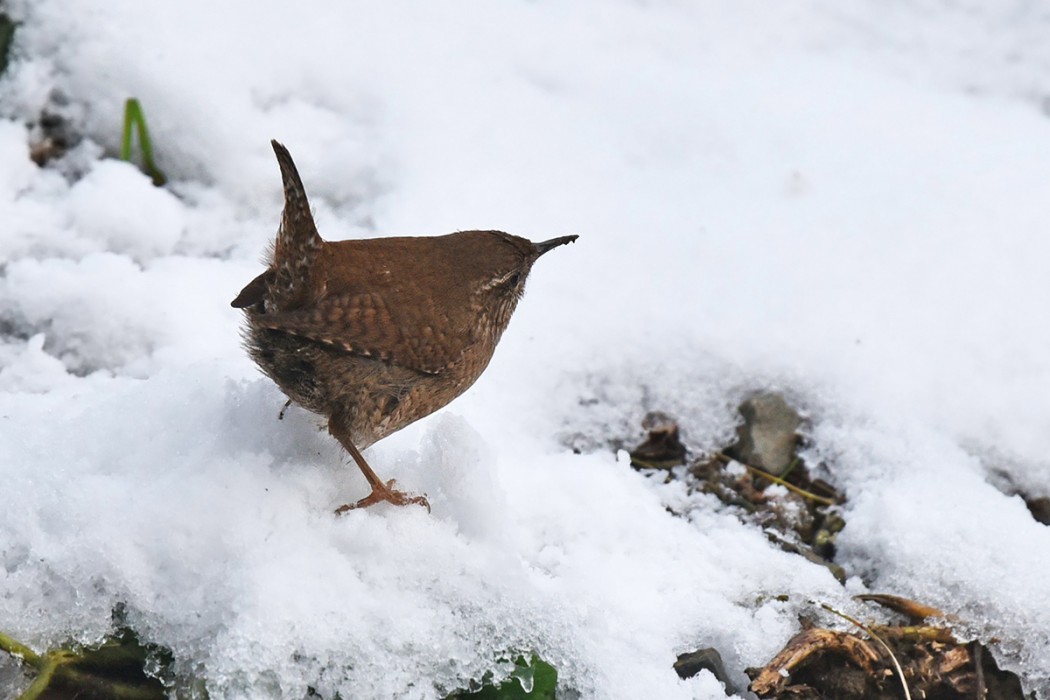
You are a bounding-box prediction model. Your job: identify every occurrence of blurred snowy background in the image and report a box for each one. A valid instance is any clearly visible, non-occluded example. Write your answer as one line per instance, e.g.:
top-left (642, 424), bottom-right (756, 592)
top-left (1, 0), bottom-right (1050, 698)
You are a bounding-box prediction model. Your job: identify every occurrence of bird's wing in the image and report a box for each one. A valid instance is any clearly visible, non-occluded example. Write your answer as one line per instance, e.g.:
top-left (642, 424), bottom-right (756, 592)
top-left (253, 291), bottom-right (466, 375)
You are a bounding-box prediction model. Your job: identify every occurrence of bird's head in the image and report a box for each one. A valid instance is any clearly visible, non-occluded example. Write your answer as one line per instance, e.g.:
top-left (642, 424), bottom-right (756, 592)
top-left (467, 231), bottom-right (578, 327)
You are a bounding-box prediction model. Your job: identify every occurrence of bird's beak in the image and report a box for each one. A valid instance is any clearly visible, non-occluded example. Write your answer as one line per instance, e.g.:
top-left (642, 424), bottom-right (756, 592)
top-left (535, 235), bottom-right (580, 257)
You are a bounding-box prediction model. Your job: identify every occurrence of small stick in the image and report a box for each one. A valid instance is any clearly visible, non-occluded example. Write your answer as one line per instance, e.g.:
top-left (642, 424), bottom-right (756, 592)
top-left (820, 603), bottom-right (912, 700)
top-left (715, 452), bottom-right (837, 506)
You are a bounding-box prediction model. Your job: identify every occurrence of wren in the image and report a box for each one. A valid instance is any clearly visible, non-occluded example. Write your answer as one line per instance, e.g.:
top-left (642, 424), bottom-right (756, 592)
top-left (232, 140), bottom-right (578, 512)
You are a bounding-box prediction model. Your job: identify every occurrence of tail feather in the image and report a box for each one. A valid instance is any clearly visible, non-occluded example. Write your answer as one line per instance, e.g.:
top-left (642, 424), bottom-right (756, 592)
top-left (268, 140), bottom-right (324, 311)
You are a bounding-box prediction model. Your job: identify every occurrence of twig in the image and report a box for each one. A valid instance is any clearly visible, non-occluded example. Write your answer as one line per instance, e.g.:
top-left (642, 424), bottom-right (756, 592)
top-left (973, 640), bottom-right (986, 700)
top-left (0, 631), bottom-right (41, 668)
top-left (820, 603), bottom-right (912, 700)
top-left (779, 456), bottom-right (801, 480)
top-left (715, 452), bottom-right (837, 506)
top-left (16, 652), bottom-right (71, 700)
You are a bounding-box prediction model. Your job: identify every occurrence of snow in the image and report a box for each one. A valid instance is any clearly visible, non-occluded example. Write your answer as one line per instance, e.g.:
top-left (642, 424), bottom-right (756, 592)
top-left (2, 1), bottom-right (1050, 698)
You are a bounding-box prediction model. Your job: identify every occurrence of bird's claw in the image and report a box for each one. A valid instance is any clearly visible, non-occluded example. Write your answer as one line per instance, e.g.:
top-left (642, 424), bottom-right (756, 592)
top-left (335, 479), bottom-right (430, 514)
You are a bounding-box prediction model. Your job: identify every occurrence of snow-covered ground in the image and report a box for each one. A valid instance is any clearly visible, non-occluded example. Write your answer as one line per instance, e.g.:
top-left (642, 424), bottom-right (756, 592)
top-left (2, 1), bottom-right (1050, 698)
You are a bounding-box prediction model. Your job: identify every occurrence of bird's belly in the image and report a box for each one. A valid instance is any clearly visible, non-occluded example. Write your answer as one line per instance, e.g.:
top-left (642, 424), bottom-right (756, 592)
top-left (245, 327), bottom-right (488, 448)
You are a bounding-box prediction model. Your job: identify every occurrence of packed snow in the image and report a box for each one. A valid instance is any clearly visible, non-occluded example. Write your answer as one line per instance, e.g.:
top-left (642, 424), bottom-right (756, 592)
top-left (1, 1), bottom-right (1049, 698)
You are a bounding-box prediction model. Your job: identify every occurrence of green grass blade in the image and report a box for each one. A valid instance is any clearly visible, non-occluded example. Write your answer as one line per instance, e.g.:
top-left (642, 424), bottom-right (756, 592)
top-left (120, 98), bottom-right (167, 186)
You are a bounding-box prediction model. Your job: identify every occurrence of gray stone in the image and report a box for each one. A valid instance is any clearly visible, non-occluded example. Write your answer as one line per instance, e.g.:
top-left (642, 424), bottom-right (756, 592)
top-left (726, 392), bottom-right (802, 475)
top-left (674, 648), bottom-right (737, 693)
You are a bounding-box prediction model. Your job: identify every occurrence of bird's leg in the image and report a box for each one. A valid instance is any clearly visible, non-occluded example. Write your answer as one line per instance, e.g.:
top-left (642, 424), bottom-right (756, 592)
top-left (328, 417), bottom-right (430, 513)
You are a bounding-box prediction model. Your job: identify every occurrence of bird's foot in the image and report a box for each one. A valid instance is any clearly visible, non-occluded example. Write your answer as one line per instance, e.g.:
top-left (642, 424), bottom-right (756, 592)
top-left (335, 479), bottom-right (430, 514)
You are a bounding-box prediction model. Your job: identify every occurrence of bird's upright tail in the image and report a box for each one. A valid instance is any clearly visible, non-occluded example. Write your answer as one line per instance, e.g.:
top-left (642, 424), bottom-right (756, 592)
top-left (268, 139), bottom-right (324, 311)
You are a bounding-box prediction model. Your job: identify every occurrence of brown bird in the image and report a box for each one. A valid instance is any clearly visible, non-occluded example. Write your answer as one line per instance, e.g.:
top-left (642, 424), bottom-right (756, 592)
top-left (232, 140), bottom-right (578, 512)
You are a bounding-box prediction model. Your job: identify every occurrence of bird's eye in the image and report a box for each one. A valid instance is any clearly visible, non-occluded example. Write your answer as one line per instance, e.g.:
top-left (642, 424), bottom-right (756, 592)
top-left (487, 270), bottom-right (524, 291)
